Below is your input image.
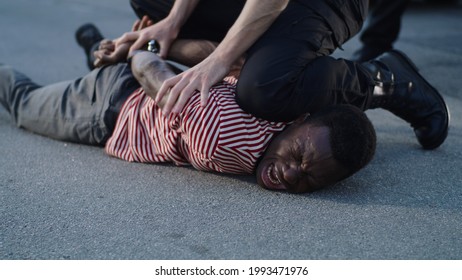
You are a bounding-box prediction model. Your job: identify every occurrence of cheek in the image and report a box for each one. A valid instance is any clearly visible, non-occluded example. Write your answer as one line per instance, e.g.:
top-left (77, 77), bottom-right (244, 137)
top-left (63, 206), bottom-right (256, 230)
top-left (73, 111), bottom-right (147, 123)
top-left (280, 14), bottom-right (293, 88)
top-left (291, 176), bottom-right (329, 193)
top-left (255, 163), bottom-right (265, 186)
top-left (302, 160), bottom-right (346, 188)
top-left (315, 165), bottom-right (349, 186)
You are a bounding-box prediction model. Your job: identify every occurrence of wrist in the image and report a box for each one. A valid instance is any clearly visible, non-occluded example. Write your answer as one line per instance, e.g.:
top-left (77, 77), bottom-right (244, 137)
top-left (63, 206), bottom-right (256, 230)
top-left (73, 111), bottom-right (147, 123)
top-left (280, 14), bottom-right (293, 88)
top-left (164, 15), bottom-right (182, 35)
top-left (211, 46), bottom-right (238, 71)
top-left (127, 50), bottom-right (146, 67)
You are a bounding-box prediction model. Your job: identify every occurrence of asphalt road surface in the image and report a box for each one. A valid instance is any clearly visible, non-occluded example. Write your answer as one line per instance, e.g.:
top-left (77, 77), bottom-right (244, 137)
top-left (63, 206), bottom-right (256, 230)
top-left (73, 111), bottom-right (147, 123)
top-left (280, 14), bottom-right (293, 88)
top-left (1, 0), bottom-right (461, 259)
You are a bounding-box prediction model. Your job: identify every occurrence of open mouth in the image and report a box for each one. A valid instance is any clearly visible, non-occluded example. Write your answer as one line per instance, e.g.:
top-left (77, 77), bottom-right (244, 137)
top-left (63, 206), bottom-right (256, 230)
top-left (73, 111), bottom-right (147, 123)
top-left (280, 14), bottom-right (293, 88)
top-left (261, 163), bottom-right (286, 190)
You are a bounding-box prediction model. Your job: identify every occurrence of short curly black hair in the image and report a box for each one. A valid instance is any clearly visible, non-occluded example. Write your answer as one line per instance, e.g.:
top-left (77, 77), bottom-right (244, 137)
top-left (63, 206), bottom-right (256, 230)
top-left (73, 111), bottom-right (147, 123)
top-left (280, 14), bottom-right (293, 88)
top-left (307, 105), bottom-right (376, 178)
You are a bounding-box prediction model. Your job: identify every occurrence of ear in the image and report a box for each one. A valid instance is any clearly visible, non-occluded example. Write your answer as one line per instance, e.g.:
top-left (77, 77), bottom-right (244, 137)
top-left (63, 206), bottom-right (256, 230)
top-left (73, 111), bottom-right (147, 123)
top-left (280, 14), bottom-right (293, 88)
top-left (293, 112), bottom-right (311, 125)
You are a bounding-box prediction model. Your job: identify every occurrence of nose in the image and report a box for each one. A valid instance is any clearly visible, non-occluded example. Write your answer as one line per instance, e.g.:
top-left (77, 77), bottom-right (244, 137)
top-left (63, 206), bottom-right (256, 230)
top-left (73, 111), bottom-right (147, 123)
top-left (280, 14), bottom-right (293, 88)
top-left (282, 164), bottom-right (301, 185)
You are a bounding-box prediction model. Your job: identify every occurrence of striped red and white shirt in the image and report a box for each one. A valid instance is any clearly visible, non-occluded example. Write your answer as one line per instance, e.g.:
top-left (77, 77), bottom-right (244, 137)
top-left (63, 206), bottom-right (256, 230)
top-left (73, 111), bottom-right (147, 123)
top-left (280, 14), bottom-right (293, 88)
top-left (105, 77), bottom-right (287, 174)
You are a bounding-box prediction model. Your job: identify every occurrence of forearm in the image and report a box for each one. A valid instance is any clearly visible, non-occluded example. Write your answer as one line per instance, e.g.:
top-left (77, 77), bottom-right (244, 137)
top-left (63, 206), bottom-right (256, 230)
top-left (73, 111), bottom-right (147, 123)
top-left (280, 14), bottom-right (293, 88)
top-left (166, 0), bottom-right (201, 32)
top-left (149, 1), bottom-right (289, 116)
top-left (131, 51), bottom-right (175, 105)
top-left (211, 0), bottom-right (289, 67)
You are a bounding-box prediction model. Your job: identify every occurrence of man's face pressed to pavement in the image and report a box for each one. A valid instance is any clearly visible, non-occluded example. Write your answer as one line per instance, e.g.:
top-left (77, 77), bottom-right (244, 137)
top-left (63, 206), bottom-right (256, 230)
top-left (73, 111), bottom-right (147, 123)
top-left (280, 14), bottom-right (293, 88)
top-left (256, 122), bottom-right (349, 193)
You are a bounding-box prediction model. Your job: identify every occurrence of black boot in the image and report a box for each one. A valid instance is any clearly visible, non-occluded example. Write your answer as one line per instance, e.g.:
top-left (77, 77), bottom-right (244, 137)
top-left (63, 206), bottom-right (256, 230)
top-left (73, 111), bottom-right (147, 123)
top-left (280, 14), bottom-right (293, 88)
top-left (75, 23), bottom-right (104, 70)
top-left (365, 50), bottom-right (449, 150)
top-left (351, 44), bottom-right (391, 62)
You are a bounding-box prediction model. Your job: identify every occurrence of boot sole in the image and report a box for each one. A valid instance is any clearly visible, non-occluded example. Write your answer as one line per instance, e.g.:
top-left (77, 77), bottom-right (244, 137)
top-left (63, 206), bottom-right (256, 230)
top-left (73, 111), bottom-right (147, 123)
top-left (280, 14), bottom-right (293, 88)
top-left (389, 50), bottom-right (450, 150)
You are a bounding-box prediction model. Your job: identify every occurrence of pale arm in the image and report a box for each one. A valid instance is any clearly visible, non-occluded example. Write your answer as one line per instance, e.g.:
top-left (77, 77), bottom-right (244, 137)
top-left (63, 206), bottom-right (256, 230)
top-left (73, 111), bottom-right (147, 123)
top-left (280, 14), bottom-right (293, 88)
top-left (117, 0), bottom-right (201, 59)
top-left (156, 0), bottom-right (290, 116)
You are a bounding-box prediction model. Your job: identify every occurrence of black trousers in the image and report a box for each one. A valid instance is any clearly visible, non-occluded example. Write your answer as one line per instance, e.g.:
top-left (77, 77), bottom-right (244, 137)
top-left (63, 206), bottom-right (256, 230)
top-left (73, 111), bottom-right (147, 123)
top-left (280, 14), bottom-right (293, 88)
top-left (360, 0), bottom-right (411, 50)
top-left (130, 0), bottom-right (372, 122)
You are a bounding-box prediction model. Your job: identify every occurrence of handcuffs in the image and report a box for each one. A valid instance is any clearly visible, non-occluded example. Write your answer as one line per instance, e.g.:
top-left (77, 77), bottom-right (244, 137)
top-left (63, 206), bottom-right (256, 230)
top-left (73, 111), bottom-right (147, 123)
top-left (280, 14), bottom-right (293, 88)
top-left (147, 39), bottom-right (159, 54)
top-left (127, 39), bottom-right (160, 67)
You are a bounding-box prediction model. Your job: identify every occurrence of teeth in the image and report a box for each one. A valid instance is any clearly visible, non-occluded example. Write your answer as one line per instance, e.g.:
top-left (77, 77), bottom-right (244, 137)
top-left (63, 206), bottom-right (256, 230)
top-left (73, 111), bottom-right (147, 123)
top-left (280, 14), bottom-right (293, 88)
top-left (267, 165), bottom-right (281, 185)
top-left (275, 172), bottom-right (281, 184)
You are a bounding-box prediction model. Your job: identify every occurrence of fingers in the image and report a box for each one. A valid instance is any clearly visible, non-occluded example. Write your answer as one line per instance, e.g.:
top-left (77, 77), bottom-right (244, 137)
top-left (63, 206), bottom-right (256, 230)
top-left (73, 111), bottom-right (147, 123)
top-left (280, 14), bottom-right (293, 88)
top-left (156, 75), bottom-right (180, 110)
top-left (132, 16), bottom-right (154, 32)
top-left (93, 49), bottom-right (117, 67)
top-left (94, 41), bottom-right (114, 67)
top-left (127, 16), bottom-right (156, 54)
top-left (93, 52), bottom-right (110, 67)
top-left (159, 76), bottom-right (208, 116)
top-left (155, 67), bottom-right (216, 116)
top-left (94, 44), bottom-right (125, 67)
top-left (132, 19), bottom-right (141, 32)
top-left (128, 34), bottom-right (150, 55)
top-left (98, 39), bottom-right (115, 52)
top-left (139, 15), bottom-right (153, 29)
top-left (200, 85), bottom-right (211, 108)
top-left (167, 82), bottom-right (196, 115)
top-left (117, 31), bottom-right (139, 47)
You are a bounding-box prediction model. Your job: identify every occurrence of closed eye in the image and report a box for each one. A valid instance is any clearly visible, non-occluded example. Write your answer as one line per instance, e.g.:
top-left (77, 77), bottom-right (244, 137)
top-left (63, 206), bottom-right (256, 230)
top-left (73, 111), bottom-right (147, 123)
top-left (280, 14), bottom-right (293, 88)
top-left (290, 141), bottom-right (304, 162)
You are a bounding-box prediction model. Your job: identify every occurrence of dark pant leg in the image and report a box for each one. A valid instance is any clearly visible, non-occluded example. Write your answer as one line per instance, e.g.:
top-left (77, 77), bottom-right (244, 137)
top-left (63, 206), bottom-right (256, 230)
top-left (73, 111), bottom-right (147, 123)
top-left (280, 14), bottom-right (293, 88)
top-left (236, 0), bottom-right (371, 122)
top-left (237, 55), bottom-right (373, 122)
top-left (280, 56), bottom-right (373, 117)
top-left (0, 64), bottom-right (139, 145)
top-left (129, 0), bottom-right (174, 22)
top-left (360, 0), bottom-right (411, 49)
top-left (129, 0), bottom-right (244, 42)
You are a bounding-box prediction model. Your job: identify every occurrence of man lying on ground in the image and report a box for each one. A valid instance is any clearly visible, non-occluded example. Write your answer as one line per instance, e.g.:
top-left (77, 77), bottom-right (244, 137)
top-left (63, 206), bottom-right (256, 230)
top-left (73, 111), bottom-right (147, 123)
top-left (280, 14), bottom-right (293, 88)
top-left (0, 43), bottom-right (376, 193)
